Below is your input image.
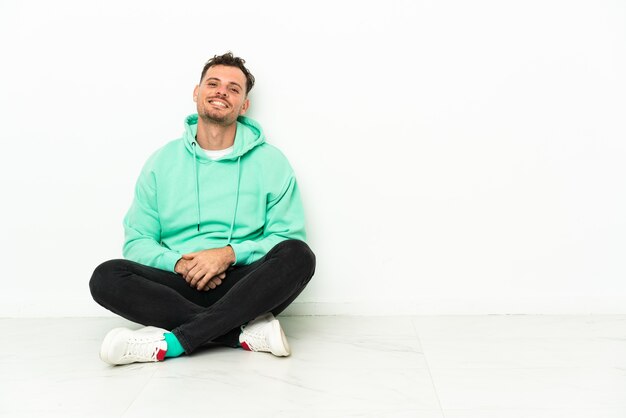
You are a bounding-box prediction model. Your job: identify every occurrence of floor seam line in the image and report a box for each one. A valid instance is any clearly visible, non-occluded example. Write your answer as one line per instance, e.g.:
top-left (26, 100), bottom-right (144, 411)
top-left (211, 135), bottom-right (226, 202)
top-left (120, 367), bottom-right (158, 417)
top-left (412, 317), bottom-right (447, 418)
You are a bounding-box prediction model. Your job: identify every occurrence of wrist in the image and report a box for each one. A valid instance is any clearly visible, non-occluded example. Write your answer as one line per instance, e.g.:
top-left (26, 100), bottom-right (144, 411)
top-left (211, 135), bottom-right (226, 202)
top-left (226, 245), bottom-right (236, 265)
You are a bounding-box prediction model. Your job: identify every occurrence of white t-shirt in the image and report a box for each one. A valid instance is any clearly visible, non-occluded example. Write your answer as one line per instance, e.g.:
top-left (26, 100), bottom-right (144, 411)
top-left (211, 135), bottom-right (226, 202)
top-left (203, 145), bottom-right (234, 161)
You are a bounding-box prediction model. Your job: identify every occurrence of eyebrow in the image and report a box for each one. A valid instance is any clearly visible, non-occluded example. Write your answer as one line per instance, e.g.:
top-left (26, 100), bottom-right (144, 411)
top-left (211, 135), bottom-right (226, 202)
top-left (206, 77), bottom-right (243, 90)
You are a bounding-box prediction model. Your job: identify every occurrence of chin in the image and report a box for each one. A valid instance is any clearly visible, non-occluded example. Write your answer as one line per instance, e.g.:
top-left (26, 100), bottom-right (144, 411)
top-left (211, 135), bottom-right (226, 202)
top-left (199, 112), bottom-right (235, 126)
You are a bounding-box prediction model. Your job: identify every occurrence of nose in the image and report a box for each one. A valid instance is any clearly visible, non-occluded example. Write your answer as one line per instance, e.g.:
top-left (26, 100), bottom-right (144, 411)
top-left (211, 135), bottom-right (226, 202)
top-left (215, 86), bottom-right (228, 97)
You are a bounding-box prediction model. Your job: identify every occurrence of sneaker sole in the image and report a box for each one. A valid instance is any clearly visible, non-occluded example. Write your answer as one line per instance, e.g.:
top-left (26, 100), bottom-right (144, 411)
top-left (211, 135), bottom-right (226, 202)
top-left (269, 320), bottom-right (291, 357)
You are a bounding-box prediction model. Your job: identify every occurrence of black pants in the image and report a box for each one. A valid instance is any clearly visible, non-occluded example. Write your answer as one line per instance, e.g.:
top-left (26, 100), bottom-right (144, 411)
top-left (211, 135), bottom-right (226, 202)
top-left (89, 239), bottom-right (316, 354)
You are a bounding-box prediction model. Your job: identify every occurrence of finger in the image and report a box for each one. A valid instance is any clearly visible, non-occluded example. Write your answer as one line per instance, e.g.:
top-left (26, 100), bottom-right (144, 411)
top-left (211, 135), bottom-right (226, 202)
top-left (211, 277), bottom-right (222, 286)
top-left (187, 267), bottom-right (203, 285)
top-left (187, 271), bottom-right (204, 287)
top-left (184, 268), bottom-right (196, 284)
top-left (184, 260), bottom-right (198, 275)
top-left (218, 272), bottom-right (226, 280)
top-left (190, 271), bottom-right (206, 287)
top-left (199, 275), bottom-right (216, 290)
top-left (196, 273), bottom-right (212, 290)
top-left (178, 262), bottom-right (190, 277)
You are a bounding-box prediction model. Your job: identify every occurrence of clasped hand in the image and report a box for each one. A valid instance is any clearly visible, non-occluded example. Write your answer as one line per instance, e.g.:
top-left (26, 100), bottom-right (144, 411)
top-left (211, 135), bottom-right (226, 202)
top-left (174, 246), bottom-right (235, 291)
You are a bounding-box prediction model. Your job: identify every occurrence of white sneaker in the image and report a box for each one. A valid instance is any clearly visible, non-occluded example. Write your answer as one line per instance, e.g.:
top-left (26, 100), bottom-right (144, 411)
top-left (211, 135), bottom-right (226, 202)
top-left (100, 326), bottom-right (168, 365)
top-left (239, 313), bottom-right (290, 357)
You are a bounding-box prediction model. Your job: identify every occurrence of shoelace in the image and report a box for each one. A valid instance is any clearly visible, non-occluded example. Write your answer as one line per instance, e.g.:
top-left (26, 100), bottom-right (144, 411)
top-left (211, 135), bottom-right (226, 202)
top-left (124, 340), bottom-right (161, 361)
top-left (241, 324), bottom-right (270, 352)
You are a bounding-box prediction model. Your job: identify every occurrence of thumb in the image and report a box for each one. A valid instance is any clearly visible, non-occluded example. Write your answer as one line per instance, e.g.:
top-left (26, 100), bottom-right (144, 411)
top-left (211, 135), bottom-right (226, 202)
top-left (182, 253), bottom-right (196, 260)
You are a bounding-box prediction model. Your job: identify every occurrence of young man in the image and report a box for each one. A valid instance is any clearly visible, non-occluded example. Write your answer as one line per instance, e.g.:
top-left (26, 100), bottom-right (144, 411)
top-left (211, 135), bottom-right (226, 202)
top-left (89, 52), bottom-right (315, 365)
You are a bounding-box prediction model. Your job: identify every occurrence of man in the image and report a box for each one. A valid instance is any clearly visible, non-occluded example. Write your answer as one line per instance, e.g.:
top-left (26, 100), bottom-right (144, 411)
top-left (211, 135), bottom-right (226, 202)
top-left (89, 52), bottom-right (315, 365)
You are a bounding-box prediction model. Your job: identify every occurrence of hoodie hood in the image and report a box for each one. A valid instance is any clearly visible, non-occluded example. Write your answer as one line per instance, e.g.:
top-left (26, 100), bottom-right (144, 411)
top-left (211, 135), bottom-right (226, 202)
top-left (182, 114), bottom-right (266, 162)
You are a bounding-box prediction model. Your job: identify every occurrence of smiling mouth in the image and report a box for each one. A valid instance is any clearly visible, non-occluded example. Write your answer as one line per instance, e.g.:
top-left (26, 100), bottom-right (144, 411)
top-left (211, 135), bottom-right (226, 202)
top-left (208, 99), bottom-right (228, 108)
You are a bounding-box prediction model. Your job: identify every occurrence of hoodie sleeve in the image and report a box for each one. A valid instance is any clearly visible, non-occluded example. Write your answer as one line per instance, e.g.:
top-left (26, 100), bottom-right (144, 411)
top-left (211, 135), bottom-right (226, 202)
top-left (122, 162), bottom-right (182, 272)
top-left (229, 173), bottom-right (307, 265)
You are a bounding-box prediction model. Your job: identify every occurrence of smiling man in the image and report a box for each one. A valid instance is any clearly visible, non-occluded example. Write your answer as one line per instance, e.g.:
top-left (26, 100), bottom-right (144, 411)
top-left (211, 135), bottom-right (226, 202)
top-left (89, 52), bottom-right (315, 365)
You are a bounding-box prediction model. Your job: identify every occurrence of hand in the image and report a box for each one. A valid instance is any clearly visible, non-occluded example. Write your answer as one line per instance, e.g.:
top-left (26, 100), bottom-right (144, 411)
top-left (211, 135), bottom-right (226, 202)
top-left (177, 258), bottom-right (225, 291)
top-left (179, 246), bottom-right (235, 291)
top-left (203, 272), bottom-right (226, 291)
top-left (174, 258), bottom-right (193, 277)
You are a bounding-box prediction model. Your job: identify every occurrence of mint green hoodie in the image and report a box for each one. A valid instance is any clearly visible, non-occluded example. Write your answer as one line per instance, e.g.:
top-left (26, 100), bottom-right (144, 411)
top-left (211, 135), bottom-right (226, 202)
top-left (123, 114), bottom-right (306, 272)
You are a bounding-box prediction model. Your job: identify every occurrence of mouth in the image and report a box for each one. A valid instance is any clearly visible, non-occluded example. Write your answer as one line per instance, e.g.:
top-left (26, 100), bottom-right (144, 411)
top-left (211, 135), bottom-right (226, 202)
top-left (208, 99), bottom-right (229, 109)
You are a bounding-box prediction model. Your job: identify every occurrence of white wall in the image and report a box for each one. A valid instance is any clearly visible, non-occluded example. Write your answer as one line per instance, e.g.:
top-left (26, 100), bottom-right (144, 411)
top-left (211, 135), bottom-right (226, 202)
top-left (1, 0), bottom-right (625, 316)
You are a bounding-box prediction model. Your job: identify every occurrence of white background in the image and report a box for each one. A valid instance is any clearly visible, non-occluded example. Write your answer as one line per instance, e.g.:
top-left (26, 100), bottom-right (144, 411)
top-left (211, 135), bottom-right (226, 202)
top-left (1, 0), bottom-right (625, 316)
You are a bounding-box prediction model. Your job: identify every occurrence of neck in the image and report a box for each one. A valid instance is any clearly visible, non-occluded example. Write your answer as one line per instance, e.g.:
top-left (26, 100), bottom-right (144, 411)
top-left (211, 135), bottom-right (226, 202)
top-left (196, 119), bottom-right (237, 150)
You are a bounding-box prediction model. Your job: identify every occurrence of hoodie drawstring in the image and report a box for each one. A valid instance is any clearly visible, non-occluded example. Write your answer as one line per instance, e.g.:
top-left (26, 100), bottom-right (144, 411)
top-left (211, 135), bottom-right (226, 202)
top-left (192, 142), bottom-right (201, 231)
top-left (227, 156), bottom-right (241, 245)
top-left (192, 143), bottom-right (241, 242)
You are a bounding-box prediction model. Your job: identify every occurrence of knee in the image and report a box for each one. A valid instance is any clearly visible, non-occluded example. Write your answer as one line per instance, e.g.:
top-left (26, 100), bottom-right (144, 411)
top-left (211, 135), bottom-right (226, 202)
top-left (89, 259), bottom-right (128, 302)
top-left (276, 240), bottom-right (316, 279)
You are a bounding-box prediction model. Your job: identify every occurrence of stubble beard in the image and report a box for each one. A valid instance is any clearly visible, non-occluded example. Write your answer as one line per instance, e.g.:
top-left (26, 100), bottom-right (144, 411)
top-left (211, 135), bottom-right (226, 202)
top-left (198, 103), bottom-right (238, 127)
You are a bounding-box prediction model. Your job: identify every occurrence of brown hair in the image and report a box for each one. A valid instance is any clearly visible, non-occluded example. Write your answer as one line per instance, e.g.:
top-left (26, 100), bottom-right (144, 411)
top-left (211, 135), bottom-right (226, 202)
top-left (199, 52), bottom-right (255, 94)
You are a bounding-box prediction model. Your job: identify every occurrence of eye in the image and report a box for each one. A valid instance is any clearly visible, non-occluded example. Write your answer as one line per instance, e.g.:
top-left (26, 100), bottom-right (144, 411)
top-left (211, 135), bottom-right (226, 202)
top-left (207, 82), bottom-right (217, 87)
top-left (229, 87), bottom-right (240, 94)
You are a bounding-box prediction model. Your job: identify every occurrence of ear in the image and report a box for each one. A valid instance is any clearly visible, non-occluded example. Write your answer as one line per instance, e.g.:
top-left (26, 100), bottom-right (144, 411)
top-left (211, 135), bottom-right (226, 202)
top-left (193, 85), bottom-right (199, 103)
top-left (239, 98), bottom-right (250, 115)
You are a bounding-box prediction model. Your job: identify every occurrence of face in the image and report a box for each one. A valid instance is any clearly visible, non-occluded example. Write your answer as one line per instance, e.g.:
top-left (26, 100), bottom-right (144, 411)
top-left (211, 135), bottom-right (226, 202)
top-left (193, 65), bottom-right (250, 126)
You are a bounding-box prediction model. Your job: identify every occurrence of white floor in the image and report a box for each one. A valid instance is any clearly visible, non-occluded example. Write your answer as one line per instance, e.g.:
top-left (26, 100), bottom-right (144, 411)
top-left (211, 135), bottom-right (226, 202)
top-left (1, 315), bottom-right (625, 418)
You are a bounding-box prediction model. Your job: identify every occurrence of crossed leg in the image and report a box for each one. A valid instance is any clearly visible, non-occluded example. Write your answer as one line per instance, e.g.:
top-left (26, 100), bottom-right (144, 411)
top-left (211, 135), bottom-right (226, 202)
top-left (89, 240), bottom-right (316, 354)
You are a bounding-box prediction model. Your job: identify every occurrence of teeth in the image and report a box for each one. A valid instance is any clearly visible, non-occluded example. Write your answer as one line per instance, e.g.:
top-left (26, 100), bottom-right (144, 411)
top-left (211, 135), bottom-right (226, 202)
top-left (210, 100), bottom-right (227, 107)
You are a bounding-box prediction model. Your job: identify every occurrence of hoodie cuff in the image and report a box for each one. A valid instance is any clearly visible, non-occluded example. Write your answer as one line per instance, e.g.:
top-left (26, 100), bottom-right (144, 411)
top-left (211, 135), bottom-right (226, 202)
top-left (229, 242), bottom-right (253, 266)
top-left (160, 251), bottom-right (183, 273)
